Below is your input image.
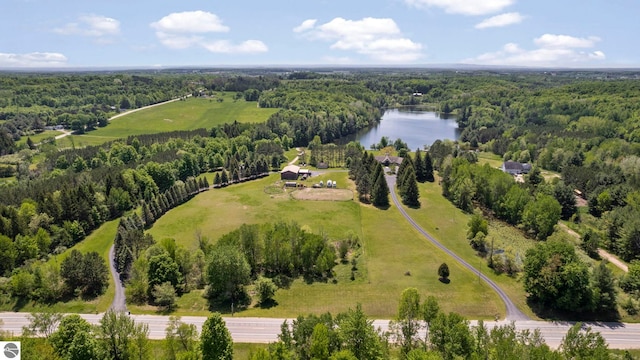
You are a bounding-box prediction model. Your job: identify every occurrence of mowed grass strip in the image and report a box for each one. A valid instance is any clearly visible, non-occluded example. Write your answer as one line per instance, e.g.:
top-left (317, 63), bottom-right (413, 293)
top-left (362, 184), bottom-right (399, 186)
top-left (143, 171), bottom-right (503, 319)
top-left (64, 95), bottom-right (278, 146)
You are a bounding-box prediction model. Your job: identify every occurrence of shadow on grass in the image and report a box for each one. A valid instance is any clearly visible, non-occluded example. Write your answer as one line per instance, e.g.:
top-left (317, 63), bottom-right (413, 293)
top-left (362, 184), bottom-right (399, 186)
top-left (374, 203), bottom-right (391, 210)
top-left (11, 297), bottom-right (29, 312)
top-left (256, 299), bottom-right (278, 309)
top-left (526, 298), bottom-right (622, 323)
top-left (438, 277), bottom-right (451, 284)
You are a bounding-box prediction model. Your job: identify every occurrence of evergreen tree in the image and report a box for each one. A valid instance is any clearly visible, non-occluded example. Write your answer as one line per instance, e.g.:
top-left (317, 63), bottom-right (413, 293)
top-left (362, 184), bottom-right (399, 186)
top-left (402, 169), bottom-right (421, 208)
top-left (414, 149), bottom-right (427, 182)
top-left (221, 169), bottom-right (229, 184)
top-left (214, 172), bottom-right (221, 186)
top-left (592, 261), bottom-right (617, 312)
top-left (424, 152), bottom-right (435, 182)
top-left (356, 173), bottom-right (372, 202)
top-left (371, 166), bottom-right (390, 208)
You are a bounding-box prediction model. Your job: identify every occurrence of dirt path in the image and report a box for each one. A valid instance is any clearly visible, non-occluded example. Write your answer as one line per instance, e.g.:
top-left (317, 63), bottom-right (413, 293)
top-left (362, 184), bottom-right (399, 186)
top-left (598, 249), bottom-right (629, 272)
top-left (558, 223), bottom-right (628, 273)
top-left (288, 148), bottom-right (302, 166)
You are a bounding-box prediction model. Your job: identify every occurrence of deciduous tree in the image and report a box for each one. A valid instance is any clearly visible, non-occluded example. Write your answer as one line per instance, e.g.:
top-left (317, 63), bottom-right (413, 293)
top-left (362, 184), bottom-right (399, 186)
top-left (201, 313), bottom-right (233, 360)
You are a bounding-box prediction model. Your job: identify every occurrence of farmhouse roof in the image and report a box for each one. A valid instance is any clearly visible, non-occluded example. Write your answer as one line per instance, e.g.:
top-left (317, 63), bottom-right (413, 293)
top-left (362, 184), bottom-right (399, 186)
top-left (281, 164), bottom-right (300, 174)
top-left (374, 155), bottom-right (404, 165)
top-left (502, 161), bottom-right (524, 171)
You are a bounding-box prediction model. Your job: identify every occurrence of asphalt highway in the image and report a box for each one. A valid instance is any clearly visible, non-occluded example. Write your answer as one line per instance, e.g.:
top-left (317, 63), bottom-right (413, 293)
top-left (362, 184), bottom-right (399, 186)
top-left (2, 312), bottom-right (640, 349)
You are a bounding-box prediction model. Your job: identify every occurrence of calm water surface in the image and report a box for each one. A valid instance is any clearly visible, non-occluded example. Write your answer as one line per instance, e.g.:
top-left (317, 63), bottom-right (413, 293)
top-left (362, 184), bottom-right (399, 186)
top-left (343, 108), bottom-right (461, 151)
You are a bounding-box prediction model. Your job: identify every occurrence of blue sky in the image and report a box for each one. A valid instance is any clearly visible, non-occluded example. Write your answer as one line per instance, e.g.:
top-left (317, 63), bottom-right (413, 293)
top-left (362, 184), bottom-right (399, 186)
top-left (1, 0), bottom-right (638, 68)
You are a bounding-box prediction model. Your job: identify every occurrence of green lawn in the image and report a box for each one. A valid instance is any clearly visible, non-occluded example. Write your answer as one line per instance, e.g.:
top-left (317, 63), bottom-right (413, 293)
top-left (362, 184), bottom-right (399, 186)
top-left (16, 130), bottom-right (60, 146)
top-left (135, 171), bottom-right (503, 319)
top-left (476, 151), bottom-right (503, 169)
top-left (61, 95), bottom-right (278, 147)
top-left (400, 180), bottom-right (536, 319)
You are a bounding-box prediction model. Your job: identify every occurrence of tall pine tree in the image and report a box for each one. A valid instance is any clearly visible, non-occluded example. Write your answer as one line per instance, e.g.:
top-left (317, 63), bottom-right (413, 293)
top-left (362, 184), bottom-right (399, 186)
top-left (401, 168), bottom-right (421, 208)
top-left (424, 152), bottom-right (435, 182)
top-left (414, 149), bottom-right (427, 182)
top-left (371, 163), bottom-right (390, 207)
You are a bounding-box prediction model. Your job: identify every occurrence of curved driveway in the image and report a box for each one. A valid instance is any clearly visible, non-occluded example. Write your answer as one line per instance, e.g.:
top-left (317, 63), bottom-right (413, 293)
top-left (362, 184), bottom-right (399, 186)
top-left (385, 174), bottom-right (529, 321)
top-left (109, 244), bottom-right (127, 312)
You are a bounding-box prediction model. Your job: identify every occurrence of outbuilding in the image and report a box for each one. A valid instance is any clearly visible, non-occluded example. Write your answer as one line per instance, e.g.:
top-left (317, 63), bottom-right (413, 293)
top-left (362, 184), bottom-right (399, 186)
top-left (280, 165), bottom-right (301, 180)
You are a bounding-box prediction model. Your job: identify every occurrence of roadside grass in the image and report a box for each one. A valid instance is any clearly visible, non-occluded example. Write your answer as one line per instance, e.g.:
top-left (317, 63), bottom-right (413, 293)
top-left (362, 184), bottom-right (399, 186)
top-left (147, 339), bottom-right (266, 359)
top-left (136, 172), bottom-right (503, 319)
top-left (60, 95), bottom-right (278, 147)
top-left (401, 180), bottom-right (536, 319)
top-left (0, 220), bottom-right (119, 314)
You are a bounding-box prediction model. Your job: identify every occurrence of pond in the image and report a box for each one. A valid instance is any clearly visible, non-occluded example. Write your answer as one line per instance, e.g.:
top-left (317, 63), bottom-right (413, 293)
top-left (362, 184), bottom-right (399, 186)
top-left (339, 107), bottom-right (460, 151)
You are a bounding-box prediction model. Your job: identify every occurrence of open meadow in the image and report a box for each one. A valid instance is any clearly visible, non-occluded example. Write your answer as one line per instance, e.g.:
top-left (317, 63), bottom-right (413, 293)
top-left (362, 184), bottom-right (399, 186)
top-left (58, 94), bottom-right (278, 147)
top-left (137, 171), bottom-right (503, 319)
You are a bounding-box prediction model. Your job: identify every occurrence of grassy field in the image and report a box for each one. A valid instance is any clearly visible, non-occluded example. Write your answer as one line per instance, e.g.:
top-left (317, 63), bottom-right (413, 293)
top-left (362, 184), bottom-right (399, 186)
top-left (0, 219), bottom-right (119, 313)
top-left (60, 95), bottom-right (278, 147)
top-left (400, 180), bottom-right (536, 319)
top-left (135, 171), bottom-right (503, 319)
top-left (16, 130), bottom-right (60, 146)
top-left (476, 151), bottom-right (503, 169)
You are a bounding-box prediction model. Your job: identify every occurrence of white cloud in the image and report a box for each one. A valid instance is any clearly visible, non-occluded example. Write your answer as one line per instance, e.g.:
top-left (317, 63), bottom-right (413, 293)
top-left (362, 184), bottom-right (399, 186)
top-left (293, 19), bottom-right (317, 33)
top-left (150, 11), bottom-right (267, 54)
top-left (475, 12), bottom-right (524, 29)
top-left (0, 52), bottom-right (67, 67)
top-left (463, 34), bottom-right (605, 67)
top-left (201, 40), bottom-right (268, 54)
top-left (150, 11), bottom-right (229, 34)
top-left (406, 0), bottom-right (514, 15)
top-left (534, 34), bottom-right (600, 48)
top-left (295, 17), bottom-right (423, 63)
top-left (54, 14), bottom-right (120, 41)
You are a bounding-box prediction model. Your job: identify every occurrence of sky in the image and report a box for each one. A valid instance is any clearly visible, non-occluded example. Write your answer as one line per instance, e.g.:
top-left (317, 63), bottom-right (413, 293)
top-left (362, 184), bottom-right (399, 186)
top-left (1, 0), bottom-right (638, 68)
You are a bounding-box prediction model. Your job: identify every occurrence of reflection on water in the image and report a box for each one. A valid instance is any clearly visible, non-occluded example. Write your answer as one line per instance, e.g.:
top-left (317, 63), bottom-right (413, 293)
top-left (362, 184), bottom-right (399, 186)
top-left (338, 108), bottom-right (460, 151)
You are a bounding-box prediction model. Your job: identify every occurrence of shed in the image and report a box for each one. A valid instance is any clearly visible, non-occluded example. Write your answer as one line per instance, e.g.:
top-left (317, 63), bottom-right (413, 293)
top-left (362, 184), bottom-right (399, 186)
top-left (280, 164), bottom-right (300, 180)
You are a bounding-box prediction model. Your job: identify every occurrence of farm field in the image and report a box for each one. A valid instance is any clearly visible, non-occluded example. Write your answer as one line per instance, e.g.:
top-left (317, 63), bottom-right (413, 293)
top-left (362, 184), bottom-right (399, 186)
top-left (60, 94), bottom-right (279, 147)
top-left (137, 171), bottom-right (504, 319)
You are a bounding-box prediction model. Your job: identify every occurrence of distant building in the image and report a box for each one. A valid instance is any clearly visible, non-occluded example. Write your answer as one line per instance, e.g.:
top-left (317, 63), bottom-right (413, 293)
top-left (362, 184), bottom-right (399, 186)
top-left (374, 155), bottom-right (404, 166)
top-left (501, 161), bottom-right (531, 175)
top-left (317, 162), bottom-right (329, 169)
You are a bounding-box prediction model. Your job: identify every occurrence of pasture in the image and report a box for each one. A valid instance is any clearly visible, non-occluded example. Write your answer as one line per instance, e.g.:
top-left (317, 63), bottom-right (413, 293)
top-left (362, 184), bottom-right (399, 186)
top-left (62, 94), bottom-right (278, 146)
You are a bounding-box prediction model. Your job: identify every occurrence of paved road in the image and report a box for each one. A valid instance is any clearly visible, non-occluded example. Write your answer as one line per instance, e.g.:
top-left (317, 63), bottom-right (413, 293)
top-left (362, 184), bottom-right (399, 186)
top-left (1, 312), bottom-right (639, 349)
top-left (385, 174), bottom-right (530, 321)
top-left (108, 245), bottom-right (127, 312)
